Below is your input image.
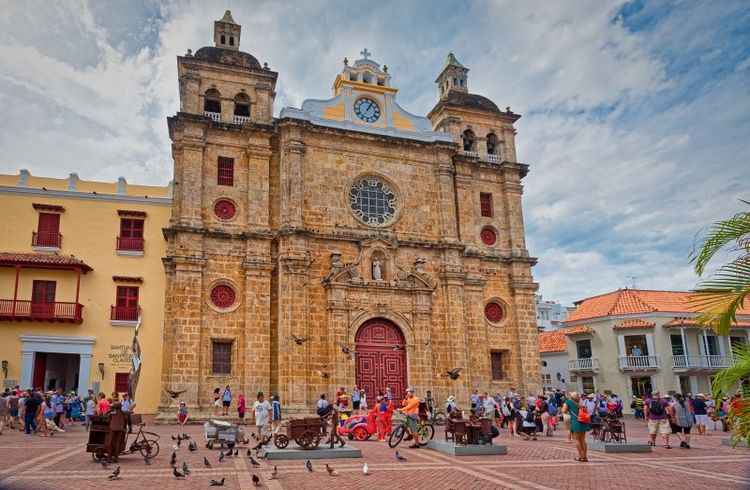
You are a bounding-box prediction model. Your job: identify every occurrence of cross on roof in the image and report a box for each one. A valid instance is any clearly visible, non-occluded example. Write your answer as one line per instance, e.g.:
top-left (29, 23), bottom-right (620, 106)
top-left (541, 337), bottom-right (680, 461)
top-left (360, 48), bottom-right (371, 60)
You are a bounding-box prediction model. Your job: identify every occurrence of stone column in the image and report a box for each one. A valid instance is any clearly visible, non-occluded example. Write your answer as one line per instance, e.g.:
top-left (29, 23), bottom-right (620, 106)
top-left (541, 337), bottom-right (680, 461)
top-left (410, 290), bottom-right (434, 397)
top-left (439, 263), bottom-right (471, 406)
top-left (464, 276), bottom-right (489, 391)
top-left (77, 353), bottom-right (93, 396)
top-left (510, 279), bottom-right (540, 395)
top-left (242, 255), bottom-right (273, 397)
top-left (20, 351), bottom-right (34, 389)
top-left (435, 156), bottom-right (459, 243)
top-left (279, 128), bottom-right (305, 230)
top-left (159, 256), bottom-right (206, 412)
top-left (454, 165), bottom-right (475, 242)
top-left (174, 140), bottom-right (206, 228)
top-left (246, 148), bottom-right (272, 230)
top-left (326, 285), bottom-right (350, 396)
top-left (277, 253), bottom-right (312, 412)
top-left (178, 71), bottom-right (201, 114)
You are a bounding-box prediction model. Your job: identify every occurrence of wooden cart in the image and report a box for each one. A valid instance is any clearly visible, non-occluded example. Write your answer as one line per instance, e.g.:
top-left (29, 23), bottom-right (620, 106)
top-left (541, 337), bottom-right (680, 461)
top-left (273, 417), bottom-right (327, 450)
top-left (86, 414), bottom-right (160, 461)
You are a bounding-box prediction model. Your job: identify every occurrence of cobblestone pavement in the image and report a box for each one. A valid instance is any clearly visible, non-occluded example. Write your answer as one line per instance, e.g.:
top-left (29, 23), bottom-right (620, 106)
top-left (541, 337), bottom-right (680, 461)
top-left (0, 418), bottom-right (747, 489)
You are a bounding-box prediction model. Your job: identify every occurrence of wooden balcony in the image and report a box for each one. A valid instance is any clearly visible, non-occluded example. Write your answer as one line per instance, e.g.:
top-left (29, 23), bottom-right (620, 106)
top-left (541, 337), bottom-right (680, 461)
top-left (32, 231), bottom-right (62, 248)
top-left (0, 299), bottom-right (83, 323)
top-left (116, 236), bottom-right (144, 252)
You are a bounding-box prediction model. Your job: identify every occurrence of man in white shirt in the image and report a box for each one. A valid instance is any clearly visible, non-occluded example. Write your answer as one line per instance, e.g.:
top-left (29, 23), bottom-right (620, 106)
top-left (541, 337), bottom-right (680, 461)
top-left (583, 394), bottom-right (596, 415)
top-left (253, 392), bottom-right (272, 439)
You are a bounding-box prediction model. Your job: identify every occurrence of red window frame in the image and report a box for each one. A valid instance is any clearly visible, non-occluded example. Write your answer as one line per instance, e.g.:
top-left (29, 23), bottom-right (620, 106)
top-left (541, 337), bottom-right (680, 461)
top-left (212, 341), bottom-right (232, 375)
top-left (480, 193), bottom-right (493, 217)
top-left (32, 280), bottom-right (56, 304)
top-left (218, 157), bottom-right (234, 186)
top-left (116, 286), bottom-right (139, 308)
top-left (120, 218), bottom-right (144, 239)
top-left (114, 372), bottom-right (129, 393)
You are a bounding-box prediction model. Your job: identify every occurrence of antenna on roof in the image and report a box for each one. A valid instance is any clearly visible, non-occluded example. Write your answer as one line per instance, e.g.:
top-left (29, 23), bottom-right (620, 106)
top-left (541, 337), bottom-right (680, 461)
top-left (629, 276), bottom-right (637, 289)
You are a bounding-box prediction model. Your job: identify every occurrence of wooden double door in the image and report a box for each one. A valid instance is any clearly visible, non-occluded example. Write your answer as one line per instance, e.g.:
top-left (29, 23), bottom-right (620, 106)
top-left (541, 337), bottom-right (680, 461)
top-left (355, 319), bottom-right (407, 402)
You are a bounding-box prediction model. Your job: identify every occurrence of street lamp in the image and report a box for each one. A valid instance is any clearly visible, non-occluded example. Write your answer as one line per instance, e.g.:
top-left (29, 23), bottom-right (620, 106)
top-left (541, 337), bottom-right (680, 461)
top-left (98, 362), bottom-right (105, 380)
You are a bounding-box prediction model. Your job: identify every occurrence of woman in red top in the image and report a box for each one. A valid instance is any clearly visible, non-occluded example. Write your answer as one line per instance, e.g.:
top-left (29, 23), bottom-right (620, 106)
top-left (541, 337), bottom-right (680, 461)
top-left (96, 393), bottom-right (110, 416)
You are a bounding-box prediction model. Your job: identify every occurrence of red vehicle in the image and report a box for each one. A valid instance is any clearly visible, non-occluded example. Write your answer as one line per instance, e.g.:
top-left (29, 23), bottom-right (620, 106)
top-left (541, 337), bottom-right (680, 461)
top-left (337, 411), bottom-right (378, 441)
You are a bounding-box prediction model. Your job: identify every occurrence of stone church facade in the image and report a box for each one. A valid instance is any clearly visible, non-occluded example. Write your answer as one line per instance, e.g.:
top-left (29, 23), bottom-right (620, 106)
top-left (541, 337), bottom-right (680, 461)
top-left (159, 11), bottom-right (540, 415)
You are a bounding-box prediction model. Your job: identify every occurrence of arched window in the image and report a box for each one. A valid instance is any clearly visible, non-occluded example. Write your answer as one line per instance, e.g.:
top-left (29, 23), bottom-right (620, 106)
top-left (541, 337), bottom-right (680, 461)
top-left (229, 36), bottom-right (234, 46)
top-left (220, 35), bottom-right (226, 45)
top-left (204, 89), bottom-right (221, 115)
top-left (486, 133), bottom-right (498, 155)
top-left (233, 93), bottom-right (250, 117)
top-left (462, 129), bottom-right (475, 152)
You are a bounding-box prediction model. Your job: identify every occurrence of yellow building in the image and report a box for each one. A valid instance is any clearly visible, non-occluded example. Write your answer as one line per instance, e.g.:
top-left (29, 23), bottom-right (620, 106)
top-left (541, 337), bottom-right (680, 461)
top-left (0, 170), bottom-right (171, 414)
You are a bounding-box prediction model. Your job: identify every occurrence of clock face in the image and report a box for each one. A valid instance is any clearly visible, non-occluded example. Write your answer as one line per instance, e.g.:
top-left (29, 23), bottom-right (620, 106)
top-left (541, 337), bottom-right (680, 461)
top-left (354, 97), bottom-right (381, 123)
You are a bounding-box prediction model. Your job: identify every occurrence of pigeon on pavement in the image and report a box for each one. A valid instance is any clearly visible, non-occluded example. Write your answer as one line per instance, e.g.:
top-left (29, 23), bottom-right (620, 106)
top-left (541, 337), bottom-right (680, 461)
top-left (170, 451), bottom-right (177, 466)
top-left (363, 462), bottom-right (370, 475)
top-left (204, 456), bottom-right (211, 467)
top-left (107, 466), bottom-right (121, 480)
top-left (209, 477), bottom-right (225, 486)
top-left (326, 464), bottom-right (338, 476)
top-left (252, 474), bottom-right (261, 486)
top-left (270, 466), bottom-right (278, 479)
top-left (172, 466), bottom-right (185, 479)
top-left (305, 459), bottom-right (313, 472)
top-left (182, 461), bottom-right (190, 476)
top-left (395, 451), bottom-right (407, 461)
top-left (218, 450), bottom-right (225, 462)
top-left (249, 456), bottom-right (261, 467)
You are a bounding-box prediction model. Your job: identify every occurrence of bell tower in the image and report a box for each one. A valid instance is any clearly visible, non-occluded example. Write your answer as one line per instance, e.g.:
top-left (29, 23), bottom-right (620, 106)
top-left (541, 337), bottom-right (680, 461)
top-left (435, 52), bottom-right (469, 98)
top-left (214, 10), bottom-right (241, 50)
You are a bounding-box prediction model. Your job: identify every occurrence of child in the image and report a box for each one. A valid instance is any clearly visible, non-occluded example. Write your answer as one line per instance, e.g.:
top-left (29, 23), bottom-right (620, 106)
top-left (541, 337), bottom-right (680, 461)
top-left (253, 392), bottom-right (271, 439)
top-left (85, 395), bottom-right (96, 431)
top-left (237, 393), bottom-right (246, 424)
top-left (96, 392), bottom-right (110, 416)
top-left (177, 401), bottom-right (189, 427)
top-left (271, 394), bottom-right (281, 433)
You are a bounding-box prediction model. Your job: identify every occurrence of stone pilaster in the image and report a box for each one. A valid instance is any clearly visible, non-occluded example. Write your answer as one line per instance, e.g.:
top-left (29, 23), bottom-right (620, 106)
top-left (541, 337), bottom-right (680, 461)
top-left (439, 262), bottom-right (471, 406)
top-left (464, 275), bottom-right (489, 391)
top-left (435, 157), bottom-right (459, 243)
top-left (242, 255), bottom-right (273, 397)
top-left (279, 129), bottom-right (305, 229)
top-left (173, 139), bottom-right (206, 228)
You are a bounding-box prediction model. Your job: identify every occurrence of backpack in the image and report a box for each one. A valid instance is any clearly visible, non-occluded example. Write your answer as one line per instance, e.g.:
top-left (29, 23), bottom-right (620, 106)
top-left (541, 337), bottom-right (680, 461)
top-left (547, 402), bottom-right (558, 416)
top-left (649, 399), bottom-right (665, 416)
top-left (525, 409), bottom-right (535, 423)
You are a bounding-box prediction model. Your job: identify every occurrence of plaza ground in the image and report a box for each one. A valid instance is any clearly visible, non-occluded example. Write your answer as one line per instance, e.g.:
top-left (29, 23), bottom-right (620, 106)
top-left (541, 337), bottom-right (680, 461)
top-left (0, 418), bottom-right (747, 489)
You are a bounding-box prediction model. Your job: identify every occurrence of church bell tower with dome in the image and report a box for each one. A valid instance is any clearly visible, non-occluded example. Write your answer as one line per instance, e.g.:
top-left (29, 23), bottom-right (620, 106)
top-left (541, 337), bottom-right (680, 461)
top-left (159, 12), bottom-right (539, 419)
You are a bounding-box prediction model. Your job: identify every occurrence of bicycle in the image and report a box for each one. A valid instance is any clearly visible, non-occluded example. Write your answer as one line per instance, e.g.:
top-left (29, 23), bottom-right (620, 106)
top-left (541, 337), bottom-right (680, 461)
top-left (430, 409), bottom-right (446, 426)
top-left (388, 414), bottom-right (435, 448)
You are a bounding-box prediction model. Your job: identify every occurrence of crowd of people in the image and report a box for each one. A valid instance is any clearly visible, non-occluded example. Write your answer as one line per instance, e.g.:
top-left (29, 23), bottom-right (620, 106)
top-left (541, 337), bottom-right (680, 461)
top-left (0, 386), bottom-right (136, 437)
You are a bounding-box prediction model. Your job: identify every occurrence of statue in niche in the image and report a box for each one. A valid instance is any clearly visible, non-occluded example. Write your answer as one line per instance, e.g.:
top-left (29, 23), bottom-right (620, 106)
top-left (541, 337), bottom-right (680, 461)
top-left (372, 258), bottom-right (383, 281)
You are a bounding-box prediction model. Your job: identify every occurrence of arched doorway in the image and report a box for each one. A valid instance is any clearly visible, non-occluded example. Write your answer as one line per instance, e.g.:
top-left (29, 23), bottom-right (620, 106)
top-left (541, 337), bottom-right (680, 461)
top-left (355, 318), bottom-right (407, 402)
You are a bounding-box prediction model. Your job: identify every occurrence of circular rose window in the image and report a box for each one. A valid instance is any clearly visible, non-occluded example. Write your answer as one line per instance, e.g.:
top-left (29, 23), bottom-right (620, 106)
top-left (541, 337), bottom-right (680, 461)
top-left (349, 176), bottom-right (398, 227)
top-left (214, 199), bottom-right (236, 220)
top-left (480, 227), bottom-right (497, 246)
top-left (485, 302), bottom-right (504, 323)
top-left (210, 284), bottom-right (236, 309)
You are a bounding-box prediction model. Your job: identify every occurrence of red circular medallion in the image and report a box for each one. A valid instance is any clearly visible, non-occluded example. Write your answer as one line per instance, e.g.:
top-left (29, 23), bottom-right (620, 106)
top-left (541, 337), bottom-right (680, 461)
top-left (210, 284), bottom-right (236, 308)
top-left (480, 227), bottom-right (497, 246)
top-left (214, 199), bottom-right (236, 220)
top-left (485, 302), bottom-right (504, 323)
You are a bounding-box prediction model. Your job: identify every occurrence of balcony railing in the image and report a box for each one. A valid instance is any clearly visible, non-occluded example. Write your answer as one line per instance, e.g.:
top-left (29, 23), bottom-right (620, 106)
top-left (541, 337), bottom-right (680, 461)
top-left (568, 358), bottom-right (600, 371)
top-left (203, 111), bottom-right (221, 122)
top-left (233, 114), bottom-right (250, 125)
top-left (32, 231), bottom-right (62, 248)
top-left (110, 305), bottom-right (140, 322)
top-left (0, 299), bottom-right (83, 323)
top-left (116, 236), bottom-right (144, 252)
top-left (671, 354), bottom-right (732, 370)
top-left (459, 150), bottom-right (504, 164)
top-left (618, 355), bottom-right (660, 370)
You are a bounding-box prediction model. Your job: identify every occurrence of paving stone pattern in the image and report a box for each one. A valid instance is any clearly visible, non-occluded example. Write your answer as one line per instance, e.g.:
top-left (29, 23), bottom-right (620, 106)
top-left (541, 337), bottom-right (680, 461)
top-left (0, 419), bottom-right (747, 489)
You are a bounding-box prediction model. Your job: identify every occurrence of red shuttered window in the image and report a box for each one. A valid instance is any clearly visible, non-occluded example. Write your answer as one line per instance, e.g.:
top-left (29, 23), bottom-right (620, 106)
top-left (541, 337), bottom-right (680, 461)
top-left (218, 157), bottom-right (234, 186)
top-left (113, 286), bottom-right (139, 321)
top-left (480, 193), bottom-right (493, 217)
top-left (118, 218), bottom-right (144, 251)
top-left (34, 213), bottom-right (61, 247)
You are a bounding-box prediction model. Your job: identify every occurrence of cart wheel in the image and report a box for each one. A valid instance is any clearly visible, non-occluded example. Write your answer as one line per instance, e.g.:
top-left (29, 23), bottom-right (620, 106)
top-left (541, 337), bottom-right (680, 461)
top-left (274, 434), bottom-right (289, 449)
top-left (297, 430), bottom-right (316, 449)
top-left (92, 448), bottom-right (105, 462)
top-left (352, 426), bottom-right (370, 441)
top-left (140, 439), bottom-right (160, 459)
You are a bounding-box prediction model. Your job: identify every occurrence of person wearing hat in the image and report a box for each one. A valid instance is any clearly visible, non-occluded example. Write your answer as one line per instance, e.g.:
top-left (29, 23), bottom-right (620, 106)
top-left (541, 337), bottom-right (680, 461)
top-left (692, 393), bottom-right (708, 435)
top-left (445, 395), bottom-right (457, 416)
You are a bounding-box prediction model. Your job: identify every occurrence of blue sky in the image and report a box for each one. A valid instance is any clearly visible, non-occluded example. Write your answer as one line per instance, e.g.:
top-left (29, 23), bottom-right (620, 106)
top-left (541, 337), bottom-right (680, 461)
top-left (0, 0), bottom-right (748, 305)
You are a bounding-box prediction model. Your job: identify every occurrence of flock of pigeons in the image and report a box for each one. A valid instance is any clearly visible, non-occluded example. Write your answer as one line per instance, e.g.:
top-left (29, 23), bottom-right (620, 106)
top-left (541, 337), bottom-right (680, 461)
top-left (102, 428), bottom-right (416, 485)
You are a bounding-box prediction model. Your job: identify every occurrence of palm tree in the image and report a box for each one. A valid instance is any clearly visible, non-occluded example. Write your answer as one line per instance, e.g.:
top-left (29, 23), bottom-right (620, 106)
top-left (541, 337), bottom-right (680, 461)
top-left (690, 201), bottom-right (750, 445)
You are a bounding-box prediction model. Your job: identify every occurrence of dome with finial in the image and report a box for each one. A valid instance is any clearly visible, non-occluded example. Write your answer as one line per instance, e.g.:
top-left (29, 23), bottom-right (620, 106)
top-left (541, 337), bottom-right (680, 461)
top-left (194, 10), bottom-right (261, 70)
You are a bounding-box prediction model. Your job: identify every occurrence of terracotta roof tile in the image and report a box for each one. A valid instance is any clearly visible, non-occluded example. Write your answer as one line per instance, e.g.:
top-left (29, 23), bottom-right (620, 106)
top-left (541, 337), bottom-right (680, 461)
top-left (663, 317), bottom-right (750, 328)
top-left (0, 252), bottom-right (92, 272)
top-left (538, 331), bottom-right (566, 353)
top-left (567, 289), bottom-right (749, 323)
top-left (613, 319), bottom-right (656, 330)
